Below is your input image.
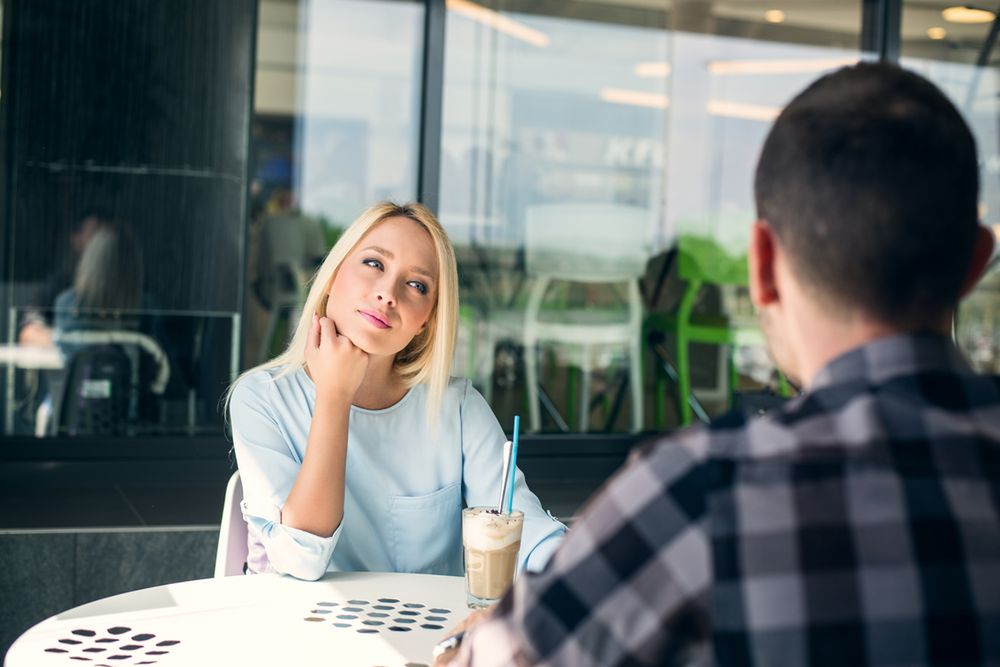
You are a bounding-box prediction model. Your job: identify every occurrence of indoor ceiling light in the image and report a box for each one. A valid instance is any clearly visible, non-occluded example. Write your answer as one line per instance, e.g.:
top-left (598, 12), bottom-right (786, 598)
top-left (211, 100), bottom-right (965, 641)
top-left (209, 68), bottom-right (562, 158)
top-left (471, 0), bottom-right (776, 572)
top-left (764, 9), bottom-right (785, 23)
top-left (446, 0), bottom-right (550, 47)
top-left (927, 26), bottom-right (948, 39)
top-left (941, 5), bottom-right (996, 23)
top-left (634, 62), bottom-right (672, 78)
top-left (708, 57), bottom-right (856, 75)
top-left (599, 88), bottom-right (670, 109)
top-left (707, 100), bottom-right (781, 122)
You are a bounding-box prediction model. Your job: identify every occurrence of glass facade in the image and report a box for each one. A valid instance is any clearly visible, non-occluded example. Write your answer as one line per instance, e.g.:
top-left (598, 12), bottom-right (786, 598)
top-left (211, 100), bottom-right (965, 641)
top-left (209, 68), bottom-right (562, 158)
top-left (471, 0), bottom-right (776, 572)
top-left (0, 0), bottom-right (994, 444)
top-left (247, 0), bottom-right (424, 366)
top-left (438, 1), bottom-right (862, 431)
top-left (0, 0), bottom-right (254, 438)
top-left (900, 1), bottom-right (1000, 374)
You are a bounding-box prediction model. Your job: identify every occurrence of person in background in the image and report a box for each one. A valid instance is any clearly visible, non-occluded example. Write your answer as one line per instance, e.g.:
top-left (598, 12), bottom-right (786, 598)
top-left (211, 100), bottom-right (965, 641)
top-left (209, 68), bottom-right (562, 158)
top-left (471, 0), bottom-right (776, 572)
top-left (52, 224), bottom-right (144, 355)
top-left (227, 201), bottom-right (565, 580)
top-left (18, 208), bottom-right (112, 347)
top-left (39, 222), bottom-right (165, 436)
top-left (440, 63), bottom-right (1000, 666)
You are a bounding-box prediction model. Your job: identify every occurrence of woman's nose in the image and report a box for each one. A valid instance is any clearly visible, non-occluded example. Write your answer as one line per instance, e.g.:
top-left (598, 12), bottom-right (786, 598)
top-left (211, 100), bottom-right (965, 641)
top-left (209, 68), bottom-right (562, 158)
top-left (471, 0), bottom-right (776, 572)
top-left (374, 280), bottom-right (396, 306)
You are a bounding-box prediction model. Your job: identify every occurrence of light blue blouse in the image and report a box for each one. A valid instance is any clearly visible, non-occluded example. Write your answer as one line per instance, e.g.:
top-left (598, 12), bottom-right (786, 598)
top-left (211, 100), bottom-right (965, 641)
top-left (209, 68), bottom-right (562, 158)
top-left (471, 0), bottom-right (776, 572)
top-left (229, 368), bottom-right (566, 581)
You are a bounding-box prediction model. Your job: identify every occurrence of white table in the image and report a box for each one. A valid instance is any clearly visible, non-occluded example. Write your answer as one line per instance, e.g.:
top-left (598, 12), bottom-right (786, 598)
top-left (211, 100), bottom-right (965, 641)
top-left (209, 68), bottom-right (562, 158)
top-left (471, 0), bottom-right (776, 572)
top-left (0, 343), bottom-right (64, 435)
top-left (5, 572), bottom-right (467, 667)
top-left (0, 344), bottom-right (63, 369)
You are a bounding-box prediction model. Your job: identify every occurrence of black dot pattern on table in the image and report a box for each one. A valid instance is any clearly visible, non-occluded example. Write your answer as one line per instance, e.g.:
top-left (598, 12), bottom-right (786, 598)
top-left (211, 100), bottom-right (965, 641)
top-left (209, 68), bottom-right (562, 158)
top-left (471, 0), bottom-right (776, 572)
top-left (44, 628), bottom-right (181, 665)
top-left (302, 598), bottom-right (454, 635)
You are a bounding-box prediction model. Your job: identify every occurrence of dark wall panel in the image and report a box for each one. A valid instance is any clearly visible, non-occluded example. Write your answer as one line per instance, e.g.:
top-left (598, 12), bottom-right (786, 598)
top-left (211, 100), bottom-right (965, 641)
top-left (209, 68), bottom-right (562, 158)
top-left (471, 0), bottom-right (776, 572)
top-left (3, 0), bottom-right (255, 311)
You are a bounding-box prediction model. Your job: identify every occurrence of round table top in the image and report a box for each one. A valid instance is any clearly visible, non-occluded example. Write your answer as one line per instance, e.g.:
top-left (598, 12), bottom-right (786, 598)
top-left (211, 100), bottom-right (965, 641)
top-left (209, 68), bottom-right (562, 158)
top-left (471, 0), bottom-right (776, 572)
top-left (6, 571), bottom-right (467, 667)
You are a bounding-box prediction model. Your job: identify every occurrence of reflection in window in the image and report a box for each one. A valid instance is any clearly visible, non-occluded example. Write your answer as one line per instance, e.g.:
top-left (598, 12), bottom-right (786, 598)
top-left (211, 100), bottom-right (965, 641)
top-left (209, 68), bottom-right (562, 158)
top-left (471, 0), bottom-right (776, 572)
top-left (440, 0), bottom-right (862, 432)
top-left (0, 0), bottom-right (253, 438)
top-left (246, 0), bottom-right (424, 366)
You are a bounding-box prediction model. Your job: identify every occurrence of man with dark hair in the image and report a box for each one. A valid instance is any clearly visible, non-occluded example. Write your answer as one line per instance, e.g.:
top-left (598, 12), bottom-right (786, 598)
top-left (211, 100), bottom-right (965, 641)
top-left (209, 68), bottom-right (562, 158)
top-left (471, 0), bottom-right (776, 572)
top-left (440, 63), bottom-right (999, 666)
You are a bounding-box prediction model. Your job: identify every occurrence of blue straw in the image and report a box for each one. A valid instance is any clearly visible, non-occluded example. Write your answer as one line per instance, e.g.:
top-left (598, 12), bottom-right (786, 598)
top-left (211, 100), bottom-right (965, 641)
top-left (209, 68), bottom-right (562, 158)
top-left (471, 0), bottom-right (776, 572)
top-left (505, 415), bottom-right (520, 514)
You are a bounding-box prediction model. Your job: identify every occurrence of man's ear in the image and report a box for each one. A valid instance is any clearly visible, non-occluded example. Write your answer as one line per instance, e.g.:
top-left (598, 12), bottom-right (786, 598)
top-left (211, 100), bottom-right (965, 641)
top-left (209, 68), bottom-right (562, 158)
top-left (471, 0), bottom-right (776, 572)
top-left (749, 220), bottom-right (780, 308)
top-left (958, 224), bottom-right (996, 299)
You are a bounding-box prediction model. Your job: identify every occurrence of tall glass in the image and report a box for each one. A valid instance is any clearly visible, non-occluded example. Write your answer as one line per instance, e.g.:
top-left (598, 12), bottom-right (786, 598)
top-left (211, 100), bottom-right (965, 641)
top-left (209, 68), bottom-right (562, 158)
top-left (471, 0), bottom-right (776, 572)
top-left (462, 507), bottom-right (524, 608)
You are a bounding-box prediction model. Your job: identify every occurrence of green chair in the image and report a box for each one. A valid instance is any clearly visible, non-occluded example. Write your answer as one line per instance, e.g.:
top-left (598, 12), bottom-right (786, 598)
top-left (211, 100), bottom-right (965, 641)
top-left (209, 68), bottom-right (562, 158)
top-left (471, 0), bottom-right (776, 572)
top-left (645, 234), bottom-right (783, 427)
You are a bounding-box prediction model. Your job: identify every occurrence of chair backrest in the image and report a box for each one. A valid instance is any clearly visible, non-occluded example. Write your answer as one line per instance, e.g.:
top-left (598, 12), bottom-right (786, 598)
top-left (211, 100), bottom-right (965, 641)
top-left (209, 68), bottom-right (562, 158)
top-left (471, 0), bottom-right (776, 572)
top-left (525, 203), bottom-right (652, 281)
top-left (55, 330), bottom-right (170, 392)
top-left (677, 234), bottom-right (749, 286)
top-left (53, 330), bottom-right (171, 436)
top-left (214, 471), bottom-right (247, 577)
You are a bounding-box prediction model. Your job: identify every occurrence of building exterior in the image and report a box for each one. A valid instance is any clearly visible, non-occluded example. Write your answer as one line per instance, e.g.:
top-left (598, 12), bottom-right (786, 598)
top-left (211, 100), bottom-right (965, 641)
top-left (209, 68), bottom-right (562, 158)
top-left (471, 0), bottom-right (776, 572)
top-left (2, 0), bottom-right (998, 655)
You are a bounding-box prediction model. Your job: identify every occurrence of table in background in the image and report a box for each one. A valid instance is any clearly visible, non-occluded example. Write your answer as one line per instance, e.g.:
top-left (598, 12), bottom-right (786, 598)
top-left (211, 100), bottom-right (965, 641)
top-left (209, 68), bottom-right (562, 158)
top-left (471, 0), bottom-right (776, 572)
top-left (0, 343), bottom-right (63, 435)
top-left (5, 571), bottom-right (466, 667)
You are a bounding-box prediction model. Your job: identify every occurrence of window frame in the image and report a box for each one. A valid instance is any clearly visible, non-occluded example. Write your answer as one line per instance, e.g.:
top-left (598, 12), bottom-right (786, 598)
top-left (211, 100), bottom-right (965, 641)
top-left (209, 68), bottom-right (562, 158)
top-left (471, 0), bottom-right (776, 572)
top-left (0, 0), bottom-right (895, 501)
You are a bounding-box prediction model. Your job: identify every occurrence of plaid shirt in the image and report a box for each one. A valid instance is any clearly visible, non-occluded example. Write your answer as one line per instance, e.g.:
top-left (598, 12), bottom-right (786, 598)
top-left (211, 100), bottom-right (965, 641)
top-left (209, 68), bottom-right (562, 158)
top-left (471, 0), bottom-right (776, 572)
top-left (455, 333), bottom-right (1000, 666)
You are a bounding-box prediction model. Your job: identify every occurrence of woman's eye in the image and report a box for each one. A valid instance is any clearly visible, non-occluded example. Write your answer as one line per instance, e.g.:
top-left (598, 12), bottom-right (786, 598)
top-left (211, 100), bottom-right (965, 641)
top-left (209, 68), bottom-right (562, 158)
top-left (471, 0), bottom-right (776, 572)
top-left (408, 281), bottom-right (428, 295)
top-left (363, 258), bottom-right (384, 270)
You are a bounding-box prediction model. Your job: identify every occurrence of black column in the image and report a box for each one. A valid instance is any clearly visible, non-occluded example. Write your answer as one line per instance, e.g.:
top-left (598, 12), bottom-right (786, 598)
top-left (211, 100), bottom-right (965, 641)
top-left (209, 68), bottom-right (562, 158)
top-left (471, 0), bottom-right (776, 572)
top-left (0, 0), bottom-right (257, 435)
top-left (1, 0), bottom-right (256, 314)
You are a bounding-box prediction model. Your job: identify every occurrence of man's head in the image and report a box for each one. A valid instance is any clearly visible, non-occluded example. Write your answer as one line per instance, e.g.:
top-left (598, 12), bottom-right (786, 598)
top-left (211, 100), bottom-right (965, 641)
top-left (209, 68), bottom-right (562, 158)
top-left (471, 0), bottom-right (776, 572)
top-left (751, 62), bottom-right (994, 382)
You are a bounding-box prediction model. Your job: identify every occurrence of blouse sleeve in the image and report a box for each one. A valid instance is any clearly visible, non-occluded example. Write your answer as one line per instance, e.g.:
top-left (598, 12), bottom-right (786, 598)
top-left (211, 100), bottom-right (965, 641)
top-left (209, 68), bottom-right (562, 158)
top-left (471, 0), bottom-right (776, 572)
top-left (229, 372), bottom-right (342, 580)
top-left (459, 381), bottom-right (566, 572)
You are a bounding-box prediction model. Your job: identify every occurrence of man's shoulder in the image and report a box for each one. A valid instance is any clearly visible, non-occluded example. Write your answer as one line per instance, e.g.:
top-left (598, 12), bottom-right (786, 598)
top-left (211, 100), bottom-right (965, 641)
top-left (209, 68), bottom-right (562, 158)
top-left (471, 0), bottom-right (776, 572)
top-left (630, 408), bottom-right (751, 469)
top-left (602, 423), bottom-right (726, 526)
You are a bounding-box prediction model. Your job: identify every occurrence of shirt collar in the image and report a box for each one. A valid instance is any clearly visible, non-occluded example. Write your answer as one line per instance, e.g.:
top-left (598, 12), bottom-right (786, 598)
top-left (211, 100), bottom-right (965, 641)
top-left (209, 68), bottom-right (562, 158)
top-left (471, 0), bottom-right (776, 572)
top-left (808, 331), bottom-right (970, 391)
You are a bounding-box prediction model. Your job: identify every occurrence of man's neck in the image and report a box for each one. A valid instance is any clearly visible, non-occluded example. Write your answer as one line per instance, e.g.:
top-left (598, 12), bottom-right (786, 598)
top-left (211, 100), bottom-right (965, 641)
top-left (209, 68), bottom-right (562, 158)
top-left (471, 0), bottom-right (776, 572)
top-left (784, 296), bottom-right (951, 388)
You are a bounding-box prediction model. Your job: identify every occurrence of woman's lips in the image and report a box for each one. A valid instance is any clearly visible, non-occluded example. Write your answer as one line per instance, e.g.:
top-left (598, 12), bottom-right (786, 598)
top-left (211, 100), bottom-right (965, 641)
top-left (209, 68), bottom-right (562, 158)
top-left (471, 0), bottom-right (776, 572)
top-left (359, 310), bottom-right (391, 329)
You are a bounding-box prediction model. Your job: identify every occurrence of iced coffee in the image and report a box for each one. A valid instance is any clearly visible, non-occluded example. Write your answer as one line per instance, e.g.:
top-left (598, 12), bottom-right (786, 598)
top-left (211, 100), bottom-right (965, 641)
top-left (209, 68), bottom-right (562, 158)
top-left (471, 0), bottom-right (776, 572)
top-left (462, 507), bottom-right (524, 608)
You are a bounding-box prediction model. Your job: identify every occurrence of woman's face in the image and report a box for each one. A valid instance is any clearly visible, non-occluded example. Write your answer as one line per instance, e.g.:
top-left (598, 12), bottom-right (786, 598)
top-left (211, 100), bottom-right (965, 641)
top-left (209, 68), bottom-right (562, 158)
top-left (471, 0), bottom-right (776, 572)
top-left (325, 216), bottom-right (438, 358)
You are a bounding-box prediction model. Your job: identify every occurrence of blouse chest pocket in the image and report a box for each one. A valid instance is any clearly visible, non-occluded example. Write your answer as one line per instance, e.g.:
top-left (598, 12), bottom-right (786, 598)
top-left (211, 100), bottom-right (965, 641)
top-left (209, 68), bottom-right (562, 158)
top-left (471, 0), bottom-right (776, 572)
top-left (389, 482), bottom-right (462, 575)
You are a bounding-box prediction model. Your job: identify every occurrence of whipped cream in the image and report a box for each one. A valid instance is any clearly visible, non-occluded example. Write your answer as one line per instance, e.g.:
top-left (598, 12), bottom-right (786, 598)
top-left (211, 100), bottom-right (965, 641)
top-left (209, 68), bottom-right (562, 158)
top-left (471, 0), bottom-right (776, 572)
top-left (462, 507), bottom-right (524, 552)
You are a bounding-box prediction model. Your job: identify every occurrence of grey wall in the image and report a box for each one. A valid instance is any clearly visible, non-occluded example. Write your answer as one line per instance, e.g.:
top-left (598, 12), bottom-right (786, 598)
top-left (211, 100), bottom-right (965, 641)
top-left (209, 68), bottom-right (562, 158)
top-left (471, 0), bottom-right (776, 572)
top-left (0, 529), bottom-right (217, 660)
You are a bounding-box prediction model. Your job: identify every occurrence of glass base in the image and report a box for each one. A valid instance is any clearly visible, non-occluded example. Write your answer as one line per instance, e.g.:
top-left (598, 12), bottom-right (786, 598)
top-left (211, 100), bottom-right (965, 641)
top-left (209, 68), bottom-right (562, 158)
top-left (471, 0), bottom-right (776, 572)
top-left (466, 592), bottom-right (502, 609)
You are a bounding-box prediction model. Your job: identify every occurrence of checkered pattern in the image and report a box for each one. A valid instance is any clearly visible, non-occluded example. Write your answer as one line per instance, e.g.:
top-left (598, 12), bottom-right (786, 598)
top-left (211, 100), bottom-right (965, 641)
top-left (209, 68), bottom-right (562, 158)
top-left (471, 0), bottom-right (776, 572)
top-left (455, 333), bottom-right (1000, 666)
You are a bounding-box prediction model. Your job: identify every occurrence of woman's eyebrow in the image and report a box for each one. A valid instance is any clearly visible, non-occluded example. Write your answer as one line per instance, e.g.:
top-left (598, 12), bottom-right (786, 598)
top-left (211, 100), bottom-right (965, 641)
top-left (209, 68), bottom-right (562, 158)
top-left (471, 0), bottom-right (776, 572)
top-left (361, 245), bottom-right (393, 258)
top-left (362, 245), bottom-right (435, 281)
top-left (411, 266), bottom-right (435, 280)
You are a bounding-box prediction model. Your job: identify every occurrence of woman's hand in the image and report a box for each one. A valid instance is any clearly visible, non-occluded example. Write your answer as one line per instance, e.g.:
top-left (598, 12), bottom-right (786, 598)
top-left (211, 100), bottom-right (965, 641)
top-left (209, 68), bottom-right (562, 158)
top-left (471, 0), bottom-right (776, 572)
top-left (304, 314), bottom-right (369, 405)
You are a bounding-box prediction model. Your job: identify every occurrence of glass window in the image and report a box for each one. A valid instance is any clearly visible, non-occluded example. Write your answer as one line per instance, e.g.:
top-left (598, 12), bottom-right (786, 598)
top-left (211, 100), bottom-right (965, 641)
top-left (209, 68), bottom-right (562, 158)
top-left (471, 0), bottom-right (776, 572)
top-left (245, 0), bottom-right (425, 367)
top-left (440, 1), bottom-right (863, 432)
top-left (0, 1), bottom-right (254, 438)
top-left (900, 2), bottom-right (1000, 373)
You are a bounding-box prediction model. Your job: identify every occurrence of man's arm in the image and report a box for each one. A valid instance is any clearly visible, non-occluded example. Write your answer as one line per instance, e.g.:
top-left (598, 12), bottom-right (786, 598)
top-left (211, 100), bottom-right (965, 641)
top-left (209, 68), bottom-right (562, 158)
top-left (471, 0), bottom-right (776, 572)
top-left (447, 429), bottom-right (714, 667)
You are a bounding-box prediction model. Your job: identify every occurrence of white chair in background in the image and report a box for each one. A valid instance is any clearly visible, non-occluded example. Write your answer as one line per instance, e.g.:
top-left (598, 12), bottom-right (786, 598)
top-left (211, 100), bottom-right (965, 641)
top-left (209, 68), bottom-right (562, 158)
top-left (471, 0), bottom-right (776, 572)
top-left (520, 203), bottom-right (652, 433)
top-left (214, 471), bottom-right (247, 577)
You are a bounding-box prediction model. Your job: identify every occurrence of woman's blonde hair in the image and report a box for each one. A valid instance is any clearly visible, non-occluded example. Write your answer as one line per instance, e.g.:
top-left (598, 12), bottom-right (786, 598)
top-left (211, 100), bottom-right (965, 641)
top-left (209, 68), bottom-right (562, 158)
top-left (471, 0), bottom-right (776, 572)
top-left (227, 201), bottom-right (459, 422)
top-left (74, 224), bottom-right (143, 311)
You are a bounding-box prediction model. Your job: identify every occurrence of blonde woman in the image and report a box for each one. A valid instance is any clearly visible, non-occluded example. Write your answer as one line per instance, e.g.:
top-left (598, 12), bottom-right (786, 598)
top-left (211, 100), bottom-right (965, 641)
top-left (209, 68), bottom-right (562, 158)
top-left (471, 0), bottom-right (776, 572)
top-left (228, 202), bottom-right (565, 580)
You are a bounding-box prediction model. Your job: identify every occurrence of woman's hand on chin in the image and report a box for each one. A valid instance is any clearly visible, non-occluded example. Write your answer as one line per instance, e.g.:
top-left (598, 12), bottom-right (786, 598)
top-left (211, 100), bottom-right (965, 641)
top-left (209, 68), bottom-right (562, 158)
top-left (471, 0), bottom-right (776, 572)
top-left (305, 313), bottom-right (369, 405)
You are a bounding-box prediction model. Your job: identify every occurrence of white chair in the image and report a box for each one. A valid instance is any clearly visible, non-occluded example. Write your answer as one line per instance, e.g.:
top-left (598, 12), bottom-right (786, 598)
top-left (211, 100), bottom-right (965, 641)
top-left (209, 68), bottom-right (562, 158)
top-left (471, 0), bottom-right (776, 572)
top-left (519, 203), bottom-right (651, 432)
top-left (214, 471), bottom-right (247, 577)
